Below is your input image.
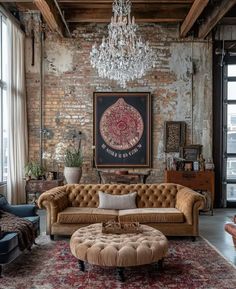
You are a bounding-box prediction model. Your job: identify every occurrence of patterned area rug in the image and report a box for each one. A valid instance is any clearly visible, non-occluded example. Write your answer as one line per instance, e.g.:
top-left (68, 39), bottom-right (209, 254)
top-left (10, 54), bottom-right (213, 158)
top-left (1, 235), bottom-right (236, 289)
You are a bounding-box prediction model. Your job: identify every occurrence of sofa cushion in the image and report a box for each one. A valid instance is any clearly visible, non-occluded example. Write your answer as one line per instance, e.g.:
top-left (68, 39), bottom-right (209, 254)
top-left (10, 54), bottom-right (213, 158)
top-left (98, 191), bottom-right (137, 210)
top-left (118, 208), bottom-right (185, 223)
top-left (57, 207), bottom-right (119, 224)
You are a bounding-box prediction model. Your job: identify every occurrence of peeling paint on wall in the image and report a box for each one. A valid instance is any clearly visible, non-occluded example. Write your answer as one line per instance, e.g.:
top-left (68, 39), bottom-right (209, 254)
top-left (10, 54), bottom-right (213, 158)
top-left (169, 44), bottom-right (192, 80)
top-left (45, 43), bottom-right (74, 74)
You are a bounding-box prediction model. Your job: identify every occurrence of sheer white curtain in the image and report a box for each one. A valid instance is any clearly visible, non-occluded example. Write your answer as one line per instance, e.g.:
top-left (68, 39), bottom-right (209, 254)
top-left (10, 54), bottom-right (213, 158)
top-left (7, 20), bottom-right (28, 204)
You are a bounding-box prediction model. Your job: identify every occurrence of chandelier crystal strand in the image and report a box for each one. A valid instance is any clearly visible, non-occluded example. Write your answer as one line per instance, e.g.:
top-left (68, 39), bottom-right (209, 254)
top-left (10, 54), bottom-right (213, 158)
top-left (90, 0), bottom-right (156, 88)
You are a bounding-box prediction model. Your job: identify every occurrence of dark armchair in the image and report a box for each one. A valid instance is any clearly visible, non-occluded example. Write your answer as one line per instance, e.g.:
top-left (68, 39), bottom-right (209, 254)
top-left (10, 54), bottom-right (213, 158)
top-left (0, 194), bottom-right (40, 277)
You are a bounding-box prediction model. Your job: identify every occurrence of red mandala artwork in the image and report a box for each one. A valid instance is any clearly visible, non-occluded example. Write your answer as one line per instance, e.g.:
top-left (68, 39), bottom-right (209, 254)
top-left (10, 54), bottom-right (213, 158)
top-left (100, 98), bottom-right (144, 150)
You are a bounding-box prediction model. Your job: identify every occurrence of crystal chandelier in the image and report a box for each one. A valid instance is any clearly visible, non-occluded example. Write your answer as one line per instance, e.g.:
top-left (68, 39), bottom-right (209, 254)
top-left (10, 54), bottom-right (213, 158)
top-left (90, 0), bottom-right (156, 88)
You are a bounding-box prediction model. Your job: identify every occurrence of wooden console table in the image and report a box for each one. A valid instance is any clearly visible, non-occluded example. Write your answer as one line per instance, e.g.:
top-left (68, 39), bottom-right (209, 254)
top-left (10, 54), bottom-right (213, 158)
top-left (97, 170), bottom-right (151, 184)
top-left (164, 170), bottom-right (215, 215)
top-left (25, 179), bottom-right (64, 204)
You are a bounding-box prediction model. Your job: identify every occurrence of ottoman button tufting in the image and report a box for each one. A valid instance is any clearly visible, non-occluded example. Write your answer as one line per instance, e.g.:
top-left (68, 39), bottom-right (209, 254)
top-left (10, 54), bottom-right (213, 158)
top-left (70, 223), bottom-right (168, 282)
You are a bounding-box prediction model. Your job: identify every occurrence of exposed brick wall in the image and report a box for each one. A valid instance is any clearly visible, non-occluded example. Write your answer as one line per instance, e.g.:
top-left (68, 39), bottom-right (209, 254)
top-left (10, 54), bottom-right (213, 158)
top-left (24, 22), bottom-right (212, 183)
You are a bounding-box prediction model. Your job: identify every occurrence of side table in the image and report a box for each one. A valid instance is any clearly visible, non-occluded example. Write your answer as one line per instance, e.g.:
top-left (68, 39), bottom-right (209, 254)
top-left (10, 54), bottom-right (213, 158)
top-left (25, 179), bottom-right (64, 204)
top-left (164, 170), bottom-right (215, 215)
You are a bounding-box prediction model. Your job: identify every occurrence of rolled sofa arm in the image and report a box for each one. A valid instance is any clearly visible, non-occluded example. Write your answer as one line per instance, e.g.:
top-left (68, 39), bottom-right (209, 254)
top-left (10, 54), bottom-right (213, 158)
top-left (7, 205), bottom-right (37, 217)
top-left (38, 185), bottom-right (69, 234)
top-left (175, 187), bottom-right (205, 225)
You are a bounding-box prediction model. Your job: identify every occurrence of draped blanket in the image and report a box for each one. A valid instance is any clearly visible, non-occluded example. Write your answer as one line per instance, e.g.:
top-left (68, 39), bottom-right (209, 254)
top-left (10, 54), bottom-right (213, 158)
top-left (0, 210), bottom-right (36, 251)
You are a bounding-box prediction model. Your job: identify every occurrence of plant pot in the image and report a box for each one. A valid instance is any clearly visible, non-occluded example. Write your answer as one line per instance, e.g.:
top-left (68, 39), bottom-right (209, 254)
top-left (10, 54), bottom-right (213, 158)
top-left (64, 167), bottom-right (82, 184)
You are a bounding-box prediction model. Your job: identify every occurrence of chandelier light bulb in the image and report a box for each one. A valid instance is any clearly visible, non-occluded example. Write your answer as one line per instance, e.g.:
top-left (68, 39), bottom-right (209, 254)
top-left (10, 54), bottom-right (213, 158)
top-left (90, 0), bottom-right (156, 88)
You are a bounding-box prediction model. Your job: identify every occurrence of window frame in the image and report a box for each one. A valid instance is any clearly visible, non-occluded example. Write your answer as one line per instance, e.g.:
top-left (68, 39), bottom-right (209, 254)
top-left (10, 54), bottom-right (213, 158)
top-left (0, 11), bottom-right (7, 183)
top-left (223, 60), bottom-right (236, 205)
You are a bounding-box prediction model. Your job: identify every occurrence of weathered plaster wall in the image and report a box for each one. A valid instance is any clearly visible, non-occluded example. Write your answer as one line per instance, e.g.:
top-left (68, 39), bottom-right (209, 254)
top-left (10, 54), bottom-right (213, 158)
top-left (25, 23), bottom-right (212, 183)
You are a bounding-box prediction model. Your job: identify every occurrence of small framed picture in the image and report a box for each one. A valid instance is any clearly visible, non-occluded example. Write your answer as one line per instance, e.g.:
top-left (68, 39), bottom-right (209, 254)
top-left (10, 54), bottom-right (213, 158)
top-left (164, 121), bottom-right (186, 153)
top-left (193, 161), bottom-right (199, 171)
top-left (180, 145), bottom-right (202, 161)
top-left (184, 162), bottom-right (193, 171)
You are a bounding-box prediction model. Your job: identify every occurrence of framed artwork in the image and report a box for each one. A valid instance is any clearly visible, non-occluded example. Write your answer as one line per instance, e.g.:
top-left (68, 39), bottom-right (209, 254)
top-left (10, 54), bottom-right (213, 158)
top-left (164, 121), bottom-right (186, 152)
top-left (93, 92), bottom-right (151, 168)
top-left (180, 145), bottom-right (202, 161)
top-left (184, 161), bottom-right (193, 171)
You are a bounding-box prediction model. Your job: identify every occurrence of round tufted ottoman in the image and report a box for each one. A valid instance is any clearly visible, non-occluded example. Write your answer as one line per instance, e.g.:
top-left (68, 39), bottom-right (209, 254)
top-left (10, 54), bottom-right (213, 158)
top-left (70, 223), bottom-right (168, 281)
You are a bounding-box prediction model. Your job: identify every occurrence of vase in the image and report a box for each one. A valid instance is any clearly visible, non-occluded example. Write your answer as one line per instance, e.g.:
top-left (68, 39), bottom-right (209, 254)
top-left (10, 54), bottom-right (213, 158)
top-left (64, 167), bottom-right (82, 184)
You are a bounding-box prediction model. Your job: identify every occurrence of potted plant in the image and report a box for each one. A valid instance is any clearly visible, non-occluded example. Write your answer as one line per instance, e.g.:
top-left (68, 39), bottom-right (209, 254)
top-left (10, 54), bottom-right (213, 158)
top-left (64, 147), bottom-right (83, 184)
top-left (25, 162), bottom-right (45, 180)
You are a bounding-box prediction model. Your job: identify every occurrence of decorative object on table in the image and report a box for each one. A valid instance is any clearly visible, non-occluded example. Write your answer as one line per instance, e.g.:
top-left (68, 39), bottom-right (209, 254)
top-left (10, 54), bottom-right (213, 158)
top-left (205, 158), bottom-right (214, 170)
top-left (166, 157), bottom-right (174, 170)
top-left (198, 154), bottom-right (205, 171)
top-left (180, 144), bottom-right (202, 161)
top-left (102, 220), bottom-right (141, 234)
top-left (172, 158), bottom-right (177, 170)
top-left (93, 92), bottom-right (151, 168)
top-left (64, 146), bottom-right (83, 184)
top-left (115, 170), bottom-right (129, 175)
top-left (90, 0), bottom-right (156, 88)
top-left (176, 157), bottom-right (186, 171)
top-left (193, 161), bottom-right (199, 171)
top-left (184, 162), bottom-right (193, 171)
top-left (164, 121), bottom-right (186, 152)
top-left (24, 162), bottom-right (45, 180)
top-left (46, 172), bottom-right (54, 181)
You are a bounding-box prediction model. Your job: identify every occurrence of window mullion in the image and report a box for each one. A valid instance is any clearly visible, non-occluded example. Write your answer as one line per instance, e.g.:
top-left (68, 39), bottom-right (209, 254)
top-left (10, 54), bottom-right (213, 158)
top-left (0, 13), bottom-right (2, 182)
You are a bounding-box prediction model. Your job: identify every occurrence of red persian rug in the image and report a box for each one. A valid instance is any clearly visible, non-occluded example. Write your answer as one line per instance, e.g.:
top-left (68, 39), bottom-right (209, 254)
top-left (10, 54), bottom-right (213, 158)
top-left (1, 236), bottom-right (236, 289)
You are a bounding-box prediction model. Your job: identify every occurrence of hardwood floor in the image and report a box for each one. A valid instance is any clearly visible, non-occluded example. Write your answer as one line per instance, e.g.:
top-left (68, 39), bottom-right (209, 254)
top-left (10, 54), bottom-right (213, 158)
top-left (38, 208), bottom-right (236, 265)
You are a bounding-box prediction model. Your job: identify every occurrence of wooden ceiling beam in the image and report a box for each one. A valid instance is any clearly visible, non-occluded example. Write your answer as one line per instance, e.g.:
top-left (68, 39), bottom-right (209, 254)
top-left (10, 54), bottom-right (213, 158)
top-left (220, 17), bottom-right (236, 25)
top-left (180, 0), bottom-right (209, 37)
top-left (58, 0), bottom-right (193, 3)
top-left (34, 0), bottom-right (67, 37)
top-left (65, 4), bottom-right (189, 23)
top-left (67, 17), bottom-right (184, 23)
top-left (198, 0), bottom-right (236, 39)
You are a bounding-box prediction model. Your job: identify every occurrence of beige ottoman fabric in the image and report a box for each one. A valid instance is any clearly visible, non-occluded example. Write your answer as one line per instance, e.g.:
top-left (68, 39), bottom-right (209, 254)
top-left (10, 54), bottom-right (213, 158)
top-left (70, 223), bottom-right (168, 267)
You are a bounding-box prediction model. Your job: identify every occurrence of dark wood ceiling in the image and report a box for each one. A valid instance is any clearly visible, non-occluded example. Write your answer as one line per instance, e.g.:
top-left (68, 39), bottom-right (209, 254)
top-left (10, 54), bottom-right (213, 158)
top-left (2, 0), bottom-right (236, 38)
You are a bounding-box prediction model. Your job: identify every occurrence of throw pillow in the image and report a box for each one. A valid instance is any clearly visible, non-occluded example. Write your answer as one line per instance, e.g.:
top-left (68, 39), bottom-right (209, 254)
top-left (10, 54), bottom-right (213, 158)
top-left (98, 191), bottom-right (137, 210)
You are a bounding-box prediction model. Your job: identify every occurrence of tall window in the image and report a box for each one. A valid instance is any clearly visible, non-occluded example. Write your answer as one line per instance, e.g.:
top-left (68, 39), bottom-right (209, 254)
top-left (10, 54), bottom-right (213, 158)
top-left (0, 12), bottom-right (8, 182)
top-left (223, 64), bottom-right (236, 204)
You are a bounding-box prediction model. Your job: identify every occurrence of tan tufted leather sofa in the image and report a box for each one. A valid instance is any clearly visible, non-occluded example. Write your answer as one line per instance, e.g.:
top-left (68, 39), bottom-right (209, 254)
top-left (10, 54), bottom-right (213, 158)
top-left (37, 183), bottom-right (205, 239)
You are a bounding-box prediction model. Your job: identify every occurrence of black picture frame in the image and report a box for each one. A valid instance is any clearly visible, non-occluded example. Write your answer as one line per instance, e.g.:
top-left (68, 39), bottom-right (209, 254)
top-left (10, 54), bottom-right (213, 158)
top-left (180, 145), bottom-right (202, 161)
top-left (164, 121), bottom-right (186, 153)
top-left (93, 92), bottom-right (151, 168)
top-left (184, 161), bottom-right (193, 171)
